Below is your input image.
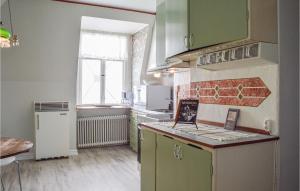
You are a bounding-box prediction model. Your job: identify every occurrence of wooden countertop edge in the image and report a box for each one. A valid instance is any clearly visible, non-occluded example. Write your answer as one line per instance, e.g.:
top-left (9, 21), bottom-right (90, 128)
top-left (140, 124), bottom-right (279, 149)
top-left (0, 148), bottom-right (32, 159)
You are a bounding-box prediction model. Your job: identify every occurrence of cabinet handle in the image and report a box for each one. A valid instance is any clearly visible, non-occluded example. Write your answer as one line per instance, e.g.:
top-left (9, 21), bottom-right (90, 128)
top-left (140, 132), bottom-right (144, 141)
top-left (189, 34), bottom-right (194, 47)
top-left (178, 146), bottom-right (183, 160)
top-left (184, 36), bottom-right (188, 49)
top-left (173, 144), bottom-right (179, 159)
top-left (173, 144), bottom-right (177, 159)
top-left (36, 115), bottom-right (40, 130)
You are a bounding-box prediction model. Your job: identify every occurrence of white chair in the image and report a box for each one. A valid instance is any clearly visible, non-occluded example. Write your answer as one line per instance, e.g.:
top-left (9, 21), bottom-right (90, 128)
top-left (0, 156), bottom-right (22, 191)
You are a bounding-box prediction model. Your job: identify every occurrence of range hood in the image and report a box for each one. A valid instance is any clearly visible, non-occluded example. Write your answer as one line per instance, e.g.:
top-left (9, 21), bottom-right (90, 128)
top-left (147, 58), bottom-right (191, 73)
top-left (196, 42), bottom-right (278, 71)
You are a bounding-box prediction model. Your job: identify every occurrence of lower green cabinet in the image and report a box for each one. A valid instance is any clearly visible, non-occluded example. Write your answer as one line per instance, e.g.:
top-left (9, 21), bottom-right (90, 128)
top-left (141, 129), bottom-right (156, 191)
top-left (130, 112), bottom-right (138, 152)
top-left (183, 142), bottom-right (212, 191)
top-left (156, 134), bottom-right (212, 191)
top-left (156, 135), bottom-right (186, 191)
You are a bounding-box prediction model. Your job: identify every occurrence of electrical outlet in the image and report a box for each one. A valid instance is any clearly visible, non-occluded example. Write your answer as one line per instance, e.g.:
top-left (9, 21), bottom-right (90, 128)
top-left (264, 119), bottom-right (272, 133)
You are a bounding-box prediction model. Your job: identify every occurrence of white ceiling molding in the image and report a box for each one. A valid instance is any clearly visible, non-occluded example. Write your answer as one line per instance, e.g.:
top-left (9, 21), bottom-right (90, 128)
top-left (81, 16), bottom-right (148, 34)
top-left (63, 0), bottom-right (156, 13)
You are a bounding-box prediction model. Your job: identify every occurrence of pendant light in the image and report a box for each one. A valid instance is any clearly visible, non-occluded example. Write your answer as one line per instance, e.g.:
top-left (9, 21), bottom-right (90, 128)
top-left (0, 0), bottom-right (19, 48)
top-left (0, 23), bottom-right (11, 48)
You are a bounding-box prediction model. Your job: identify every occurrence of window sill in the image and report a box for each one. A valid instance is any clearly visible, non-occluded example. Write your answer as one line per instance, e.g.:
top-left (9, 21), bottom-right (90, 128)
top-left (76, 104), bottom-right (131, 110)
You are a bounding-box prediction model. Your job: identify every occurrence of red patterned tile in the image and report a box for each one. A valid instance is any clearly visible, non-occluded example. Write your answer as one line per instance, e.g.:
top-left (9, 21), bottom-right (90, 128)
top-left (177, 77), bottom-right (270, 107)
top-left (199, 81), bottom-right (216, 88)
top-left (241, 88), bottom-right (271, 97)
top-left (200, 77), bottom-right (266, 89)
top-left (199, 89), bottom-right (216, 96)
top-left (218, 89), bottom-right (239, 96)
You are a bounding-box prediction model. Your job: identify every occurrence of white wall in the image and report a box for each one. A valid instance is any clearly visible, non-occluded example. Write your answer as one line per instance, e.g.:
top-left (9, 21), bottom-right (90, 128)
top-left (0, 0), bottom-right (154, 152)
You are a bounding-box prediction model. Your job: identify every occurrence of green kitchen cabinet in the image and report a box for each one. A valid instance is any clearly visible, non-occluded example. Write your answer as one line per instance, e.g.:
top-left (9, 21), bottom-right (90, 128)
top-left (183, 142), bottom-right (212, 191)
top-left (156, 135), bottom-right (212, 191)
top-left (140, 129), bottom-right (156, 191)
top-left (156, 0), bottom-right (167, 66)
top-left (165, 0), bottom-right (189, 58)
top-left (165, 0), bottom-right (278, 59)
top-left (189, 0), bottom-right (248, 50)
top-left (165, 0), bottom-right (248, 58)
top-left (130, 112), bottom-right (138, 152)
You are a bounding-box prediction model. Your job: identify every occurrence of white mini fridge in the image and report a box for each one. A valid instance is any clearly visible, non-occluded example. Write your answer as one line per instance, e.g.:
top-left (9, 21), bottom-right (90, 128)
top-left (34, 102), bottom-right (69, 160)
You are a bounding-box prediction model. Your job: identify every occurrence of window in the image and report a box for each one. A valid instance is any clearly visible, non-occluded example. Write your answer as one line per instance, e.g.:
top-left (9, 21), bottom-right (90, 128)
top-left (77, 31), bottom-right (129, 105)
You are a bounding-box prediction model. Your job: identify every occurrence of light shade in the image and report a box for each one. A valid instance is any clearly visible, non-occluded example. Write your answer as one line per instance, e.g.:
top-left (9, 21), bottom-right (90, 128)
top-left (0, 27), bottom-right (11, 39)
top-left (0, 27), bottom-right (12, 48)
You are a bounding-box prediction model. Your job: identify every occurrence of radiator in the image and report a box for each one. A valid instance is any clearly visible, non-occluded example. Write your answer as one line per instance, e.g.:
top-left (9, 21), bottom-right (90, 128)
top-left (77, 115), bottom-right (129, 148)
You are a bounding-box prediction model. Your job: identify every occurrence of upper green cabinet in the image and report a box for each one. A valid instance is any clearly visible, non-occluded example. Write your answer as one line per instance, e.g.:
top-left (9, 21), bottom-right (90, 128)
top-left (165, 0), bottom-right (189, 58)
top-left (164, 0), bottom-right (278, 58)
top-left (165, 0), bottom-right (248, 58)
top-left (189, 0), bottom-right (248, 50)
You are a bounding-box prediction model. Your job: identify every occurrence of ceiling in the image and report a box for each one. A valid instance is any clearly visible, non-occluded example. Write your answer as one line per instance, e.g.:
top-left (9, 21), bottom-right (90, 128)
top-left (71, 0), bottom-right (156, 13)
top-left (81, 16), bottom-right (148, 34)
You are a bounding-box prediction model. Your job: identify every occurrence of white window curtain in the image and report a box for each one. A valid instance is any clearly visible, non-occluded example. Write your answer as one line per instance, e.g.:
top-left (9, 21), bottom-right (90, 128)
top-left (79, 31), bottom-right (129, 60)
top-left (76, 30), bottom-right (130, 105)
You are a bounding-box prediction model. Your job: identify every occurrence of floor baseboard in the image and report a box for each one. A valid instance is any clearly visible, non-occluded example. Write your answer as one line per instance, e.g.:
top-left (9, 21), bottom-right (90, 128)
top-left (16, 149), bottom-right (79, 160)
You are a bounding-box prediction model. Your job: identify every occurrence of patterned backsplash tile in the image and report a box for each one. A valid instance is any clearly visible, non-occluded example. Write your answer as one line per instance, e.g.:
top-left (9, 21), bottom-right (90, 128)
top-left (176, 77), bottom-right (271, 107)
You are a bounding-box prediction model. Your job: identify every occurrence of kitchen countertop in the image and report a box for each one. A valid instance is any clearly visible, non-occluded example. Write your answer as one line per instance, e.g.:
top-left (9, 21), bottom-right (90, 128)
top-left (131, 106), bottom-right (173, 115)
top-left (140, 122), bottom-right (279, 149)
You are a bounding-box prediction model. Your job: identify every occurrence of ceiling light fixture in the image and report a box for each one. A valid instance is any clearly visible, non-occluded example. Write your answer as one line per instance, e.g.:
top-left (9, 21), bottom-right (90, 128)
top-left (0, 0), bottom-right (19, 48)
top-left (153, 72), bottom-right (161, 78)
top-left (0, 25), bottom-right (11, 48)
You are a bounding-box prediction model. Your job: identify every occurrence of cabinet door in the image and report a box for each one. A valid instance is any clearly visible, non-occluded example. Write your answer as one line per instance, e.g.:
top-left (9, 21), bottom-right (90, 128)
top-left (182, 143), bottom-right (212, 191)
top-left (156, 1), bottom-right (166, 66)
top-left (35, 112), bottom-right (69, 159)
top-left (141, 129), bottom-right (156, 191)
top-left (165, 0), bottom-right (189, 58)
top-left (156, 135), bottom-right (186, 191)
top-left (130, 113), bottom-right (138, 152)
top-left (189, 0), bottom-right (248, 49)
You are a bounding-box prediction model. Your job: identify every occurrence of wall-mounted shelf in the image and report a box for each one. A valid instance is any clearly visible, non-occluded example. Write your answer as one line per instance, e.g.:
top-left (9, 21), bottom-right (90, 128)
top-left (196, 42), bottom-right (278, 71)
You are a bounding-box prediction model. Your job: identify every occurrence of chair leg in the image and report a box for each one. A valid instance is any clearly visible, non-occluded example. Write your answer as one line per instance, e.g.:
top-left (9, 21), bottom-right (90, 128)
top-left (1, 176), bottom-right (4, 191)
top-left (15, 161), bottom-right (22, 191)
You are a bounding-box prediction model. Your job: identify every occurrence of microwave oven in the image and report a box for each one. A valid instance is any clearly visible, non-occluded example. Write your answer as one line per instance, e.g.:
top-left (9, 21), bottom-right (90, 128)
top-left (133, 85), bottom-right (172, 111)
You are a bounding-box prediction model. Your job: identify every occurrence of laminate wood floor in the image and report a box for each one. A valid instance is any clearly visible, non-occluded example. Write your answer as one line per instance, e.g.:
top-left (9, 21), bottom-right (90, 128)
top-left (1, 145), bottom-right (140, 191)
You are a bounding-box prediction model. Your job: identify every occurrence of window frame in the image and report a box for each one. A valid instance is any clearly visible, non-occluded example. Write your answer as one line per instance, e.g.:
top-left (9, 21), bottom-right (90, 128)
top-left (78, 57), bottom-right (126, 105)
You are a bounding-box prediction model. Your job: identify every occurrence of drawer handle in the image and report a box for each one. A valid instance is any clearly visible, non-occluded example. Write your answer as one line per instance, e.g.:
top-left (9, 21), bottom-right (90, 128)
top-left (36, 115), bottom-right (40, 130)
top-left (184, 36), bottom-right (188, 48)
top-left (189, 34), bottom-right (194, 47)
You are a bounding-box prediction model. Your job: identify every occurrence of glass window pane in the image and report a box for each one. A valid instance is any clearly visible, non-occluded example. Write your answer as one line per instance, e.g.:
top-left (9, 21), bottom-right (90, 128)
top-left (81, 59), bottom-right (101, 104)
top-left (80, 32), bottom-right (128, 60)
top-left (105, 61), bottom-right (123, 104)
